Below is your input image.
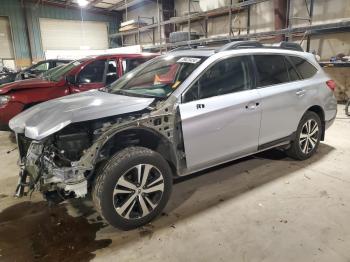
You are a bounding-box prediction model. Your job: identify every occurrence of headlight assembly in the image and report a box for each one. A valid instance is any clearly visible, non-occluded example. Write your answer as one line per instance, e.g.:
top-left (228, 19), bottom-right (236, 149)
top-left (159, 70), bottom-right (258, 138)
top-left (0, 95), bottom-right (10, 106)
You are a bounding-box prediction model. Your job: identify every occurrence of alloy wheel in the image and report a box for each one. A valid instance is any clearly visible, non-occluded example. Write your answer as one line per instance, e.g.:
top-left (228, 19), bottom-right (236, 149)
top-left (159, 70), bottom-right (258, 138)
top-left (299, 119), bottom-right (319, 154)
top-left (113, 164), bottom-right (164, 220)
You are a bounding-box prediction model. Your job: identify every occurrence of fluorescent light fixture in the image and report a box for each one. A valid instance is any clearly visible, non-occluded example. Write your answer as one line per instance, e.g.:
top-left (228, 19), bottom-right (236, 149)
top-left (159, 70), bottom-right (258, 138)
top-left (77, 0), bottom-right (88, 7)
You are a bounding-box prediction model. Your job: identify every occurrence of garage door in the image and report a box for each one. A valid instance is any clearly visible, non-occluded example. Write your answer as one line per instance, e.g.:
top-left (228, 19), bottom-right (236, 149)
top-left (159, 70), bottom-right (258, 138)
top-left (39, 18), bottom-right (108, 51)
top-left (0, 16), bottom-right (14, 59)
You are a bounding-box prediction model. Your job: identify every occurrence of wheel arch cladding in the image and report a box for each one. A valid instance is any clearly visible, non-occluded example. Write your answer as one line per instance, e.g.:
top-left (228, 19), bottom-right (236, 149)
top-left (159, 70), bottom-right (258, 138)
top-left (306, 105), bottom-right (325, 140)
top-left (98, 127), bottom-right (178, 175)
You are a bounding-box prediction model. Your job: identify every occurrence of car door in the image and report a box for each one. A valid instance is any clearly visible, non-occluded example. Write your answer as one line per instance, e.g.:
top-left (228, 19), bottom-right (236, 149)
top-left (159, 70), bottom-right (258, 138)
top-left (253, 54), bottom-right (306, 147)
top-left (71, 59), bottom-right (107, 93)
top-left (179, 55), bottom-right (261, 171)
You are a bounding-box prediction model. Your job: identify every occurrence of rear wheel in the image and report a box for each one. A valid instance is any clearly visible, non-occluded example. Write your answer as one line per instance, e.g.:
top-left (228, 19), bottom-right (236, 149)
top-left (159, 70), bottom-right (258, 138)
top-left (92, 147), bottom-right (172, 230)
top-left (286, 111), bottom-right (322, 160)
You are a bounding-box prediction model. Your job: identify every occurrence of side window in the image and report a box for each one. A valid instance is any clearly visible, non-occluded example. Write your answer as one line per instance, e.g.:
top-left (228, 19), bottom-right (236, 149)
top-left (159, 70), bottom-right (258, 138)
top-left (106, 60), bottom-right (118, 85)
top-left (122, 58), bottom-right (148, 74)
top-left (183, 56), bottom-right (253, 102)
top-left (288, 56), bottom-right (317, 79)
top-left (77, 60), bottom-right (106, 84)
top-left (254, 55), bottom-right (289, 87)
top-left (284, 57), bottom-right (300, 81)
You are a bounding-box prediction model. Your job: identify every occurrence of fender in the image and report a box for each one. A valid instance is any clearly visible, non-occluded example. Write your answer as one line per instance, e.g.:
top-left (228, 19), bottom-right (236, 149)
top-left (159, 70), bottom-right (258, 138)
top-left (77, 112), bottom-right (178, 173)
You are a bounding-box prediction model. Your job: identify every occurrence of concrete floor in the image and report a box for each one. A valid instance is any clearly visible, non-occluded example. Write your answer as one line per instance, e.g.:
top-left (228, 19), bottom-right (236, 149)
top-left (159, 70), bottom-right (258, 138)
top-left (0, 104), bottom-right (349, 262)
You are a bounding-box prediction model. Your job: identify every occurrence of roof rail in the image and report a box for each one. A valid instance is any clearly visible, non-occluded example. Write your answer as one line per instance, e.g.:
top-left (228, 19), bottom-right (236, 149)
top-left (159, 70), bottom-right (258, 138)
top-left (169, 44), bottom-right (208, 52)
top-left (272, 41), bottom-right (304, 52)
top-left (215, 41), bottom-right (263, 53)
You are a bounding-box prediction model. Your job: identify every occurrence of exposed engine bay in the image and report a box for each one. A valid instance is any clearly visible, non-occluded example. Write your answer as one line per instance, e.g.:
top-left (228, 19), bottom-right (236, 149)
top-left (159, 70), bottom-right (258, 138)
top-left (15, 99), bottom-right (183, 203)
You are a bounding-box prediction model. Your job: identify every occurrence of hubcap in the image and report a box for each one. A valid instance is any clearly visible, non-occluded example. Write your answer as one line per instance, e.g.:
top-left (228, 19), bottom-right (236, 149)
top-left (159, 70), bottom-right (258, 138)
top-left (299, 119), bottom-right (319, 154)
top-left (113, 164), bottom-right (164, 220)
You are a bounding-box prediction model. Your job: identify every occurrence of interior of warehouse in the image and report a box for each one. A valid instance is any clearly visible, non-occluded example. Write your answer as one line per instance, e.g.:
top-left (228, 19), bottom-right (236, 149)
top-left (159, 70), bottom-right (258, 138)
top-left (0, 0), bottom-right (350, 261)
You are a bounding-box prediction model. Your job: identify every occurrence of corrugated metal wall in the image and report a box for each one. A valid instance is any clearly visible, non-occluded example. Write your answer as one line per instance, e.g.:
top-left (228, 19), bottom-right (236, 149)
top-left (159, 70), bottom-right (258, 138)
top-left (0, 0), bottom-right (31, 67)
top-left (0, 0), bottom-right (120, 67)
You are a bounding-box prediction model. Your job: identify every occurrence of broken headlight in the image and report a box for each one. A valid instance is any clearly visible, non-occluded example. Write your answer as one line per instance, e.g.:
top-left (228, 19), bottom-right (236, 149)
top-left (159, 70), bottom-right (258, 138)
top-left (0, 95), bottom-right (10, 106)
top-left (28, 141), bottom-right (44, 155)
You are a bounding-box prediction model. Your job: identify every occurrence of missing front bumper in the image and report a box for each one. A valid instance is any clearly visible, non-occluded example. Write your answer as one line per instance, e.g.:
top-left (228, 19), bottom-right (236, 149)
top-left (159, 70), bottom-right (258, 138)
top-left (15, 139), bottom-right (90, 199)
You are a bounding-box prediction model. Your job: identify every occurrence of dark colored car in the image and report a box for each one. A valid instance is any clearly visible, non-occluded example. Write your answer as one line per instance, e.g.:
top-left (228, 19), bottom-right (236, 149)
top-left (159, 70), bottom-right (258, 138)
top-left (0, 66), bottom-right (17, 85)
top-left (0, 53), bottom-right (157, 130)
top-left (0, 59), bottom-right (72, 85)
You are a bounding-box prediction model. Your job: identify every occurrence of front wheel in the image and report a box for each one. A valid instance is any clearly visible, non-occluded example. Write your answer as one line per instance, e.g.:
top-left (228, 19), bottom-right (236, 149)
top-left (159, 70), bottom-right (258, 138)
top-left (92, 147), bottom-right (173, 230)
top-left (286, 111), bottom-right (322, 160)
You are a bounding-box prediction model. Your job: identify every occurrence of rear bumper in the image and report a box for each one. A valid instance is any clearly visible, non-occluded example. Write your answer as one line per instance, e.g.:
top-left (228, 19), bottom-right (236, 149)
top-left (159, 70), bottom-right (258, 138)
top-left (325, 116), bottom-right (336, 130)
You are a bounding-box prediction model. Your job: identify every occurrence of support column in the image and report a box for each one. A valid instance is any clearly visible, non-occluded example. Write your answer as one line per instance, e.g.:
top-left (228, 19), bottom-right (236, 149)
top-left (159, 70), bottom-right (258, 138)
top-left (274, 0), bottom-right (288, 42)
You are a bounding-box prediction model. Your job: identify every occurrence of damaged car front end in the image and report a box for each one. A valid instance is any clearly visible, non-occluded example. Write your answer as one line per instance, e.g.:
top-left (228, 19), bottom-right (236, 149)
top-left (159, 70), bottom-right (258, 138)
top-left (10, 53), bottom-right (204, 214)
top-left (16, 132), bottom-right (91, 201)
top-left (12, 92), bottom-right (169, 202)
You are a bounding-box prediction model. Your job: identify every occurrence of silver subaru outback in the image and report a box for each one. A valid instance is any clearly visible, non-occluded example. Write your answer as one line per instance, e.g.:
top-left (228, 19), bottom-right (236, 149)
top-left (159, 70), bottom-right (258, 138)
top-left (9, 41), bottom-right (337, 230)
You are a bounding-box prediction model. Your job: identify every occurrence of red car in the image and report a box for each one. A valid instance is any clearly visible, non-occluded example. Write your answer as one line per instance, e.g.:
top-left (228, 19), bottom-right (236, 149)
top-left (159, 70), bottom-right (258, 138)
top-left (0, 53), bottom-right (157, 130)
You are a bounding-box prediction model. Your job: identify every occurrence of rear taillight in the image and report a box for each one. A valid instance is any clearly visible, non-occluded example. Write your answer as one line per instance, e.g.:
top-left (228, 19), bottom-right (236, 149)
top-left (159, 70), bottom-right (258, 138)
top-left (326, 80), bottom-right (336, 91)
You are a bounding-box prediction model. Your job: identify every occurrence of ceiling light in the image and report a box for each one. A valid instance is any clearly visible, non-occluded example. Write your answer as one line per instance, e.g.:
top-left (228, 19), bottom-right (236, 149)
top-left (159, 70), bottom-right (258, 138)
top-left (77, 0), bottom-right (88, 7)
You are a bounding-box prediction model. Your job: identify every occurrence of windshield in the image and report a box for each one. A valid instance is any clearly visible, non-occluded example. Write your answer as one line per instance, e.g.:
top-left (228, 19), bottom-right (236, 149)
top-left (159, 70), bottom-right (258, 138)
top-left (109, 55), bottom-right (206, 98)
top-left (47, 60), bottom-right (82, 82)
top-left (41, 64), bottom-right (64, 78)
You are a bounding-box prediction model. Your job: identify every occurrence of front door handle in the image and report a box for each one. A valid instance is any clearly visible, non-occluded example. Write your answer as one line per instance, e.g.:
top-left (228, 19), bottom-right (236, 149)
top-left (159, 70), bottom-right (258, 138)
top-left (296, 89), bottom-right (306, 96)
top-left (245, 102), bottom-right (260, 110)
top-left (196, 104), bottom-right (205, 109)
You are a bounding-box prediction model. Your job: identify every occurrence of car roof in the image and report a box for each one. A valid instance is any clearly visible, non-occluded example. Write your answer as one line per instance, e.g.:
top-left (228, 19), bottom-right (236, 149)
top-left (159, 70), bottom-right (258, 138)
top-left (167, 48), bottom-right (216, 57)
top-left (86, 53), bottom-right (158, 60)
top-left (168, 47), bottom-right (313, 60)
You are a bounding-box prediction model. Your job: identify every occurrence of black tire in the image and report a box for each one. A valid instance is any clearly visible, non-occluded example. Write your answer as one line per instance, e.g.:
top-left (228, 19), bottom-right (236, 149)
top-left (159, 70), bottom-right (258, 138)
top-left (286, 111), bottom-right (322, 160)
top-left (345, 99), bottom-right (350, 116)
top-left (92, 146), bottom-right (173, 230)
top-left (9, 132), bottom-right (16, 144)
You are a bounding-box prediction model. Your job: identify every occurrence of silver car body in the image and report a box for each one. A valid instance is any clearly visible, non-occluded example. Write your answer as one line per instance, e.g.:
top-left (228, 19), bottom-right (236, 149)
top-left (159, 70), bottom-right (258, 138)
top-left (9, 48), bottom-right (337, 197)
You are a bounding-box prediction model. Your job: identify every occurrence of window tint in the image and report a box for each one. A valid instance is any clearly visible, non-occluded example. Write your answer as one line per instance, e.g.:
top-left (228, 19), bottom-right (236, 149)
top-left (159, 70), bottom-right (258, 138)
top-left (254, 55), bottom-right (290, 87)
top-left (77, 60), bottom-right (106, 84)
top-left (284, 57), bottom-right (300, 81)
top-left (288, 56), bottom-right (317, 79)
top-left (183, 56), bottom-right (253, 102)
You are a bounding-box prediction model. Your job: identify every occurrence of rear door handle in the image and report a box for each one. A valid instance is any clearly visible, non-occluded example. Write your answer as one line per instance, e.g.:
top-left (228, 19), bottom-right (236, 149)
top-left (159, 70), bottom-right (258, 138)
top-left (296, 89), bottom-right (306, 96)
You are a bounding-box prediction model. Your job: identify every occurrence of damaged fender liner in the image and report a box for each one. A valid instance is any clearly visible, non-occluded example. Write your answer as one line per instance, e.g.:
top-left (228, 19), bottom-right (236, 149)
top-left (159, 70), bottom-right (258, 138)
top-left (19, 99), bottom-right (182, 199)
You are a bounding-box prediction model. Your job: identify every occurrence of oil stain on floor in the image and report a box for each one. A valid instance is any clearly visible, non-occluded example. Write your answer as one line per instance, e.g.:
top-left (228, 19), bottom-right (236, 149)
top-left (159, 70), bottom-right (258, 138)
top-left (0, 201), bottom-right (112, 262)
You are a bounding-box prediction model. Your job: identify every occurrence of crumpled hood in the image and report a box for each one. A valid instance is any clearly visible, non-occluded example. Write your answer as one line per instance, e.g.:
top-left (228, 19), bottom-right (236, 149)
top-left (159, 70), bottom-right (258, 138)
top-left (0, 78), bottom-right (55, 94)
top-left (9, 90), bottom-right (154, 140)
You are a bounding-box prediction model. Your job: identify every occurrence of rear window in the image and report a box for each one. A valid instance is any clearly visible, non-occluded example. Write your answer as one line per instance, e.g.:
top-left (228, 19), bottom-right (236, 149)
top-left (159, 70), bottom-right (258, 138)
top-left (288, 56), bottom-right (317, 79)
top-left (254, 55), bottom-right (290, 87)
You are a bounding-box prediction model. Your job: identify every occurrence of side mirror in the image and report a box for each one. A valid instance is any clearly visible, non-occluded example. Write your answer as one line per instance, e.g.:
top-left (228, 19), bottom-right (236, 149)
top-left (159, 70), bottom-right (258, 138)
top-left (66, 75), bottom-right (76, 85)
